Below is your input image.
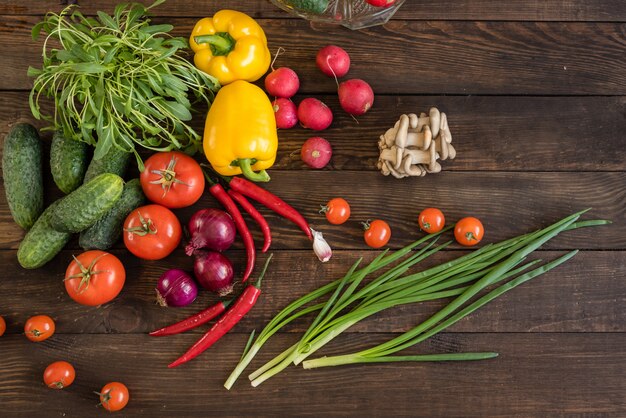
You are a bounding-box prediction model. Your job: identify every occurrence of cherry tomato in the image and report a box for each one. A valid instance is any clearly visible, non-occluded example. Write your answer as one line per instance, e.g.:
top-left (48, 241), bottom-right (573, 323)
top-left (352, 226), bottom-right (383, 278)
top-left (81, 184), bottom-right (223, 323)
top-left (320, 198), bottom-right (351, 225)
top-left (0, 316), bottom-right (6, 337)
top-left (363, 219), bottom-right (391, 248)
top-left (65, 251), bottom-right (126, 306)
top-left (123, 205), bottom-right (182, 260)
top-left (366, 0), bottom-right (397, 7)
top-left (24, 315), bottom-right (55, 342)
top-left (140, 151), bottom-right (205, 209)
top-left (454, 217), bottom-right (485, 246)
top-left (98, 382), bottom-right (130, 412)
top-left (418, 208), bottom-right (446, 234)
top-left (43, 361), bottom-right (75, 389)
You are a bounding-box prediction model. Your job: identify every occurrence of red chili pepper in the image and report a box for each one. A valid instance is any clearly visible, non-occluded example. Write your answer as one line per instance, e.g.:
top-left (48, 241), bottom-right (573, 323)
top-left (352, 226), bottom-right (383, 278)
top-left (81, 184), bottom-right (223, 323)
top-left (149, 300), bottom-right (231, 337)
top-left (167, 255), bottom-right (273, 368)
top-left (207, 180), bottom-right (255, 282)
top-left (228, 189), bottom-right (272, 253)
top-left (229, 176), bottom-right (313, 240)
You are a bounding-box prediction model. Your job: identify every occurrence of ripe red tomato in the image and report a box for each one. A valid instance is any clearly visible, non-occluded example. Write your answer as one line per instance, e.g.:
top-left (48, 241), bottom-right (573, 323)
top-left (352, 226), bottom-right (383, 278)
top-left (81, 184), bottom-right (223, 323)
top-left (123, 205), bottom-right (182, 260)
top-left (65, 251), bottom-right (126, 306)
top-left (321, 198), bottom-right (351, 225)
top-left (418, 208), bottom-right (446, 234)
top-left (43, 361), bottom-right (75, 389)
top-left (99, 382), bottom-right (130, 412)
top-left (363, 219), bottom-right (391, 248)
top-left (24, 315), bottom-right (55, 342)
top-left (140, 151), bottom-right (205, 209)
top-left (365, 0), bottom-right (396, 7)
top-left (454, 217), bottom-right (485, 246)
top-left (0, 316), bottom-right (6, 337)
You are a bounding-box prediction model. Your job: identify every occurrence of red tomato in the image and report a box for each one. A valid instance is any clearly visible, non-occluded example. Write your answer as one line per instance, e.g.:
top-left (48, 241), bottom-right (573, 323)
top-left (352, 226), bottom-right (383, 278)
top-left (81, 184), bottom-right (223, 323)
top-left (363, 219), bottom-right (391, 248)
top-left (65, 251), bottom-right (126, 306)
top-left (321, 198), bottom-right (351, 225)
top-left (140, 151), bottom-right (205, 209)
top-left (0, 316), bottom-right (6, 337)
top-left (123, 205), bottom-right (182, 260)
top-left (43, 361), bottom-right (75, 389)
top-left (418, 208), bottom-right (446, 234)
top-left (454, 217), bottom-right (485, 246)
top-left (24, 315), bottom-right (55, 342)
top-left (365, 0), bottom-right (396, 7)
top-left (99, 382), bottom-right (130, 412)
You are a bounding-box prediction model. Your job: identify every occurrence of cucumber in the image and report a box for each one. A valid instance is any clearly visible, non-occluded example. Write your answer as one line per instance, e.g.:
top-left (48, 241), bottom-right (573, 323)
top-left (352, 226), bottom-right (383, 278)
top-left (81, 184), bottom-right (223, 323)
top-left (83, 145), bottom-right (132, 183)
top-left (50, 130), bottom-right (90, 194)
top-left (49, 173), bottom-right (124, 233)
top-left (17, 199), bottom-right (72, 269)
top-left (285, 0), bottom-right (329, 14)
top-left (79, 178), bottom-right (145, 250)
top-left (2, 123), bottom-right (44, 230)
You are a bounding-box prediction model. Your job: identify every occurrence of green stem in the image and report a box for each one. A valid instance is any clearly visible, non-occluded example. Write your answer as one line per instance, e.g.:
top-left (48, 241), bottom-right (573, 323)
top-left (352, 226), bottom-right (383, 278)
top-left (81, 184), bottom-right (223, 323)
top-left (194, 33), bottom-right (235, 56)
top-left (237, 158), bottom-right (270, 182)
top-left (302, 352), bottom-right (499, 369)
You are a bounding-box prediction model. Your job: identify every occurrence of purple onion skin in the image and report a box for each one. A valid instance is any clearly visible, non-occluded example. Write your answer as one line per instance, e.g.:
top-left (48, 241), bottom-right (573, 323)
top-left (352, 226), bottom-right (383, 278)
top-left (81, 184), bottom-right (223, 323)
top-left (156, 269), bottom-right (198, 307)
top-left (185, 208), bottom-right (237, 256)
top-left (193, 251), bottom-right (234, 296)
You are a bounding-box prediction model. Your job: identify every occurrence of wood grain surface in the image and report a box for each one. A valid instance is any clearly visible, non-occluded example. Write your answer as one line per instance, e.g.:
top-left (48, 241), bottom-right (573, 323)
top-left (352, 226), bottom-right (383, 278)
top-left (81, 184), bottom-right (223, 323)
top-left (0, 0), bottom-right (624, 417)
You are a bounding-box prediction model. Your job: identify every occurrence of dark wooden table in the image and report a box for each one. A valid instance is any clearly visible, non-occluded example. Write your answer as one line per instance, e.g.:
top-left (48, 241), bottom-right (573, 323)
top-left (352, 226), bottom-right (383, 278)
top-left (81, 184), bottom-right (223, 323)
top-left (1, 1), bottom-right (625, 416)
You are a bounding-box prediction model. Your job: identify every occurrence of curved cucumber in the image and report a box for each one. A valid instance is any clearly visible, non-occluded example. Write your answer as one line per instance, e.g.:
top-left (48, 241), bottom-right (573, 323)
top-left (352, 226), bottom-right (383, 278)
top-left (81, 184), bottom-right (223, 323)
top-left (79, 178), bottom-right (146, 250)
top-left (83, 145), bottom-right (132, 183)
top-left (2, 123), bottom-right (44, 230)
top-left (17, 199), bottom-right (72, 269)
top-left (50, 130), bottom-right (90, 194)
top-left (50, 173), bottom-right (124, 233)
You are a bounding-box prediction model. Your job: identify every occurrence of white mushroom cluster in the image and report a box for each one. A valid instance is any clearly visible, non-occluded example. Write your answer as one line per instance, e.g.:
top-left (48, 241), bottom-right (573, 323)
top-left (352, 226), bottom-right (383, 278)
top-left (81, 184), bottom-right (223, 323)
top-left (377, 108), bottom-right (456, 178)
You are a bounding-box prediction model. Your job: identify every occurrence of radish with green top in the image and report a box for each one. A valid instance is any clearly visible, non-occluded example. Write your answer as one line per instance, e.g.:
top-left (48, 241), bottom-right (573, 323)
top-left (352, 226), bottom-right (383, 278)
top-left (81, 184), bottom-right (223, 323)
top-left (298, 98), bottom-right (333, 131)
top-left (272, 98), bottom-right (298, 129)
top-left (339, 79), bottom-right (374, 115)
top-left (301, 137), bottom-right (332, 169)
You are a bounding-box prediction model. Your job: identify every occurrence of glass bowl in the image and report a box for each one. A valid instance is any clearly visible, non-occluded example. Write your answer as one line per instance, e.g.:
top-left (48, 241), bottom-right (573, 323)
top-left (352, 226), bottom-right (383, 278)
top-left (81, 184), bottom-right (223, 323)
top-left (269, 0), bottom-right (406, 30)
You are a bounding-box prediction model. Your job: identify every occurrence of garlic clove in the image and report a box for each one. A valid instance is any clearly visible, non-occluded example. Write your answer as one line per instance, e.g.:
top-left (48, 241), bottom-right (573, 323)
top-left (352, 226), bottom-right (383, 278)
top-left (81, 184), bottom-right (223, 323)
top-left (311, 228), bottom-right (332, 263)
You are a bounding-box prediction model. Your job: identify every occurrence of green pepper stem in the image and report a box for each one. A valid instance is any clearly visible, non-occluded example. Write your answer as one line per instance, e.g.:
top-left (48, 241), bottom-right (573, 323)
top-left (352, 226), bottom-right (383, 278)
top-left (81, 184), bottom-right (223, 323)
top-left (237, 159), bottom-right (271, 182)
top-left (194, 33), bottom-right (235, 56)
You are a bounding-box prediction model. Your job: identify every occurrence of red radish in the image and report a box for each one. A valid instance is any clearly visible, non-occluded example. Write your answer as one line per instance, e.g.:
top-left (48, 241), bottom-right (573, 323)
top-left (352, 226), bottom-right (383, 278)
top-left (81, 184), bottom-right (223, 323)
top-left (365, 0), bottom-right (397, 7)
top-left (272, 98), bottom-right (298, 129)
top-left (265, 67), bottom-right (300, 98)
top-left (316, 45), bottom-right (350, 78)
top-left (298, 98), bottom-right (333, 131)
top-left (338, 79), bottom-right (374, 115)
top-left (301, 137), bottom-right (332, 169)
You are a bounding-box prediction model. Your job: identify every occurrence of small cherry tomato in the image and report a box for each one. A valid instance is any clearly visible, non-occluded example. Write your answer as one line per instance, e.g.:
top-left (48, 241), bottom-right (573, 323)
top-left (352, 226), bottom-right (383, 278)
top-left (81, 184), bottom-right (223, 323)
top-left (43, 361), bottom-right (75, 389)
top-left (24, 315), bottom-right (55, 342)
top-left (98, 382), bottom-right (130, 412)
top-left (454, 217), bottom-right (485, 246)
top-left (65, 251), bottom-right (126, 306)
top-left (0, 316), bottom-right (6, 337)
top-left (320, 198), bottom-right (351, 225)
top-left (123, 205), bottom-right (182, 260)
top-left (140, 151), bottom-right (205, 209)
top-left (363, 219), bottom-right (391, 248)
top-left (418, 208), bottom-right (446, 234)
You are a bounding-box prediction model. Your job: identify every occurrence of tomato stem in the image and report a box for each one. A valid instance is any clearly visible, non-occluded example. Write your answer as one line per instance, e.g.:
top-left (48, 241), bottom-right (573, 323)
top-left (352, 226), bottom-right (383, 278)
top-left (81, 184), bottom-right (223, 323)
top-left (124, 210), bottom-right (158, 236)
top-left (149, 155), bottom-right (191, 198)
top-left (361, 220), bottom-right (371, 231)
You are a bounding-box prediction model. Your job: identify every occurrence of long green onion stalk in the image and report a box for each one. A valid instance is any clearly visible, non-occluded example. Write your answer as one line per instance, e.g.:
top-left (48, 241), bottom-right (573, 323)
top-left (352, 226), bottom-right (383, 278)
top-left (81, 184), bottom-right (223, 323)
top-left (224, 212), bottom-right (608, 389)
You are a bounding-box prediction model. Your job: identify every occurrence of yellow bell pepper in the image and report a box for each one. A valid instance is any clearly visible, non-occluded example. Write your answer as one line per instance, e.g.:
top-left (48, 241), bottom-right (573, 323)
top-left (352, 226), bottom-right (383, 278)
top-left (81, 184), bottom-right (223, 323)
top-left (203, 80), bottom-right (277, 182)
top-left (189, 10), bottom-right (271, 86)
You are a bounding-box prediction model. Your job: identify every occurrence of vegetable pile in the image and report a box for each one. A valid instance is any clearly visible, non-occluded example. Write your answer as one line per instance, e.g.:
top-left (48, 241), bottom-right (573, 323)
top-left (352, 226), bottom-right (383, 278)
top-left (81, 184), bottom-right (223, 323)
top-left (29, 1), bottom-right (219, 165)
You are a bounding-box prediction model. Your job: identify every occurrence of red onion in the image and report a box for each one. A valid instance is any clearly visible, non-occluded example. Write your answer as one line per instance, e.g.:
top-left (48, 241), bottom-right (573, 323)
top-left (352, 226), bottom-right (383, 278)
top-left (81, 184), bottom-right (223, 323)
top-left (156, 269), bottom-right (198, 307)
top-left (185, 208), bottom-right (236, 256)
top-left (193, 251), bottom-right (234, 296)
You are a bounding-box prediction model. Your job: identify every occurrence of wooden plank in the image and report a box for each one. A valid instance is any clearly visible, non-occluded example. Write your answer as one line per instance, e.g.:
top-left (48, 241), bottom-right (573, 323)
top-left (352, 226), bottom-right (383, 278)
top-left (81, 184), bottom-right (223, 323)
top-left (1, 333), bottom-right (624, 416)
top-left (1, 0), bottom-right (625, 22)
top-left (0, 250), bottom-right (623, 334)
top-left (1, 171), bottom-right (623, 250)
top-left (3, 92), bottom-right (625, 172)
top-left (3, 16), bottom-right (626, 94)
